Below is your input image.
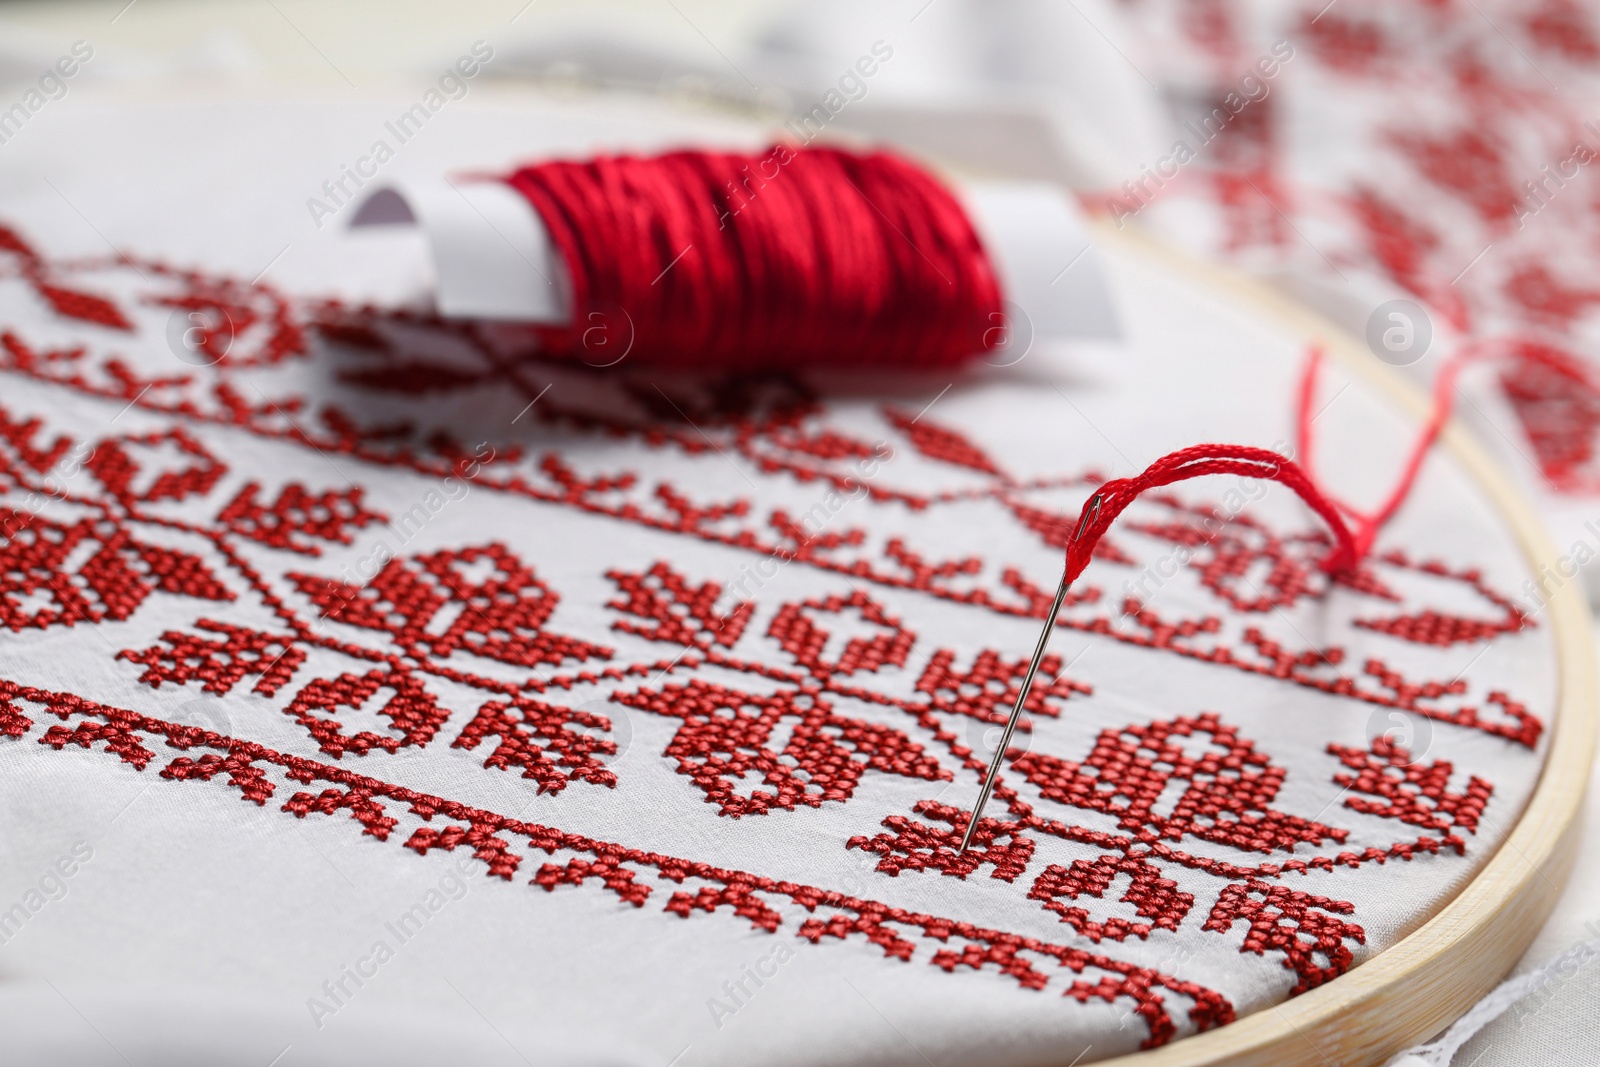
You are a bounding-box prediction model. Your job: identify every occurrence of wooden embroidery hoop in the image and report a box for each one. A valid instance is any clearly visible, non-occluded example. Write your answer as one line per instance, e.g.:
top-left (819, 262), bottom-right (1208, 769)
top-left (1087, 224), bottom-right (1598, 1067)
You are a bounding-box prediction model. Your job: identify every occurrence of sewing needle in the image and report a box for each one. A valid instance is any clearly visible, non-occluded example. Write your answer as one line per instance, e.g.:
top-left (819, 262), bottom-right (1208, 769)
top-left (956, 495), bottom-right (1101, 855)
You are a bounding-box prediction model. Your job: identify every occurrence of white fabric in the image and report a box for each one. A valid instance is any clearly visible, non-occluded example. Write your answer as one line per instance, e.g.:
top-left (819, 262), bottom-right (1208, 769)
top-left (1386, 938), bottom-right (1600, 1066)
top-left (0, 89), bottom-right (1563, 1067)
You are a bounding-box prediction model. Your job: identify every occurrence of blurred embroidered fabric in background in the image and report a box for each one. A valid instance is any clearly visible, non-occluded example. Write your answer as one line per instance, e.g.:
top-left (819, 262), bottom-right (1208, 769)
top-left (0, 2), bottom-right (1596, 1065)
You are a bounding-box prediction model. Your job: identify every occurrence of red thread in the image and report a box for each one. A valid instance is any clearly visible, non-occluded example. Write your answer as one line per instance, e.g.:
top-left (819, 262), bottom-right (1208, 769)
top-left (118, 618), bottom-right (303, 696)
top-left (1060, 444), bottom-right (1358, 586)
top-left (1012, 712), bottom-right (1346, 855)
top-left (1029, 854), bottom-right (1194, 942)
top-left (1204, 880), bottom-right (1366, 995)
top-left (452, 697), bottom-right (618, 794)
top-left (216, 481), bottom-right (387, 555)
top-left (611, 679), bottom-right (946, 816)
top-left (849, 799), bottom-right (1036, 882)
top-left (504, 146), bottom-right (1004, 371)
top-left (283, 667), bottom-right (449, 758)
top-left (1328, 735), bottom-right (1491, 847)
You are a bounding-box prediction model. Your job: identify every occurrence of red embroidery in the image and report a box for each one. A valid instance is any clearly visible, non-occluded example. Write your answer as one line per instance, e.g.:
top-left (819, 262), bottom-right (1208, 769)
top-left (118, 618), bottom-right (304, 696)
top-left (1028, 854), bottom-right (1194, 942)
top-left (916, 647), bottom-right (1091, 724)
top-left (283, 667), bottom-right (449, 758)
top-left (612, 680), bottom-right (946, 816)
top-left (0, 694), bottom-right (31, 738)
top-left (0, 407), bottom-right (72, 473)
top-left (848, 800), bottom-right (1036, 882)
top-left (0, 220), bottom-right (132, 331)
top-left (1328, 736), bottom-right (1491, 847)
top-left (290, 543), bottom-right (611, 668)
top-left (139, 267), bottom-right (306, 367)
top-left (40, 716), bottom-right (154, 769)
top-left (1301, 12), bottom-right (1386, 72)
top-left (1499, 342), bottom-right (1600, 493)
top-left (1204, 880), bottom-right (1366, 995)
top-left (7, 675), bottom-right (1234, 1049)
top-left (1347, 188), bottom-right (1449, 315)
top-left (666, 883), bottom-right (785, 932)
top-left (766, 590), bottom-right (915, 680)
top-left (1126, 513), bottom-right (1325, 612)
top-left (1392, 128), bottom-right (1521, 228)
top-left (285, 784), bottom-right (399, 839)
top-left (0, 216), bottom-right (1551, 1043)
top-left (406, 820), bottom-right (522, 879)
top-left (1503, 264), bottom-right (1600, 328)
top-left (1526, 0), bottom-right (1600, 60)
top-left (605, 561), bottom-right (752, 649)
top-left (452, 697), bottom-right (618, 794)
top-left (216, 481), bottom-right (387, 555)
top-left (0, 281), bottom-right (1541, 748)
top-left (884, 407), bottom-right (1004, 476)
top-left (536, 856), bottom-right (651, 907)
top-left (162, 751), bottom-right (275, 805)
top-left (87, 428), bottom-right (225, 504)
top-left (1357, 609), bottom-right (1520, 646)
top-left (1013, 713), bottom-right (1347, 854)
top-left (0, 511), bottom-right (232, 630)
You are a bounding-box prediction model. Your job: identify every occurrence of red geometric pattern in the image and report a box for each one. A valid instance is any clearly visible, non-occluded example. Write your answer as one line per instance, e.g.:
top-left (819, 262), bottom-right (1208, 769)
top-left (216, 481), bottom-right (387, 555)
top-left (0, 223), bottom-right (132, 331)
top-left (141, 274), bottom-right (306, 367)
top-left (285, 783), bottom-right (399, 840)
top-left (916, 646), bottom-right (1091, 724)
top-left (535, 855), bottom-right (652, 907)
top-left (1012, 713), bottom-right (1347, 854)
top-left (162, 749), bottom-right (275, 806)
top-left (282, 666), bottom-right (450, 758)
top-left (1499, 343), bottom-right (1600, 492)
top-left (86, 428), bottom-right (225, 504)
top-left (767, 589), bottom-right (915, 680)
top-left (0, 673), bottom-right (1241, 1050)
top-left (1126, 514), bottom-right (1326, 613)
top-left (117, 618), bottom-right (303, 696)
top-left (1328, 736), bottom-right (1492, 845)
top-left (605, 560), bottom-right (752, 649)
top-left (452, 696), bottom-right (618, 794)
top-left (0, 510), bottom-right (232, 630)
top-left (289, 543), bottom-right (610, 668)
top-left (1028, 854), bottom-right (1195, 942)
top-left (848, 799), bottom-right (1035, 882)
top-left (1109, 0), bottom-right (1600, 495)
top-left (0, 217), bottom-right (1551, 1048)
top-left (612, 680), bottom-right (946, 816)
top-left (1204, 880), bottom-right (1367, 996)
top-left (884, 407), bottom-right (1004, 475)
top-left (0, 407), bottom-right (72, 473)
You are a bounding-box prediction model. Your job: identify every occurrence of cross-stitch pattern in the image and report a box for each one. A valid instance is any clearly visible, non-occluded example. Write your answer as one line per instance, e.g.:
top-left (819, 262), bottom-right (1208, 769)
top-left (0, 201), bottom-right (1555, 1061)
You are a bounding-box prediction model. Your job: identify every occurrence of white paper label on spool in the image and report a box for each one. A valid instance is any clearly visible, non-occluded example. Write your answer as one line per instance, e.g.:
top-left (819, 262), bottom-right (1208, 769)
top-left (349, 178), bottom-right (569, 323)
top-left (959, 182), bottom-right (1121, 347)
top-left (349, 176), bottom-right (1121, 344)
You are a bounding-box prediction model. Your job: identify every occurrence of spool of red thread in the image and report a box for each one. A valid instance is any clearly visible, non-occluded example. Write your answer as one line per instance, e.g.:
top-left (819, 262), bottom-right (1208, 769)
top-left (348, 144), bottom-right (1120, 370)
top-left (507, 146), bottom-right (1004, 372)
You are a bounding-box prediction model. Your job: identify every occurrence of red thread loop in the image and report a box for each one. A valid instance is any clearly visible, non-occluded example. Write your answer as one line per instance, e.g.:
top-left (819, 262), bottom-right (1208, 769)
top-left (1296, 342), bottom-right (1486, 562)
top-left (504, 145), bottom-right (1005, 371)
top-left (1062, 444), bottom-right (1359, 585)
